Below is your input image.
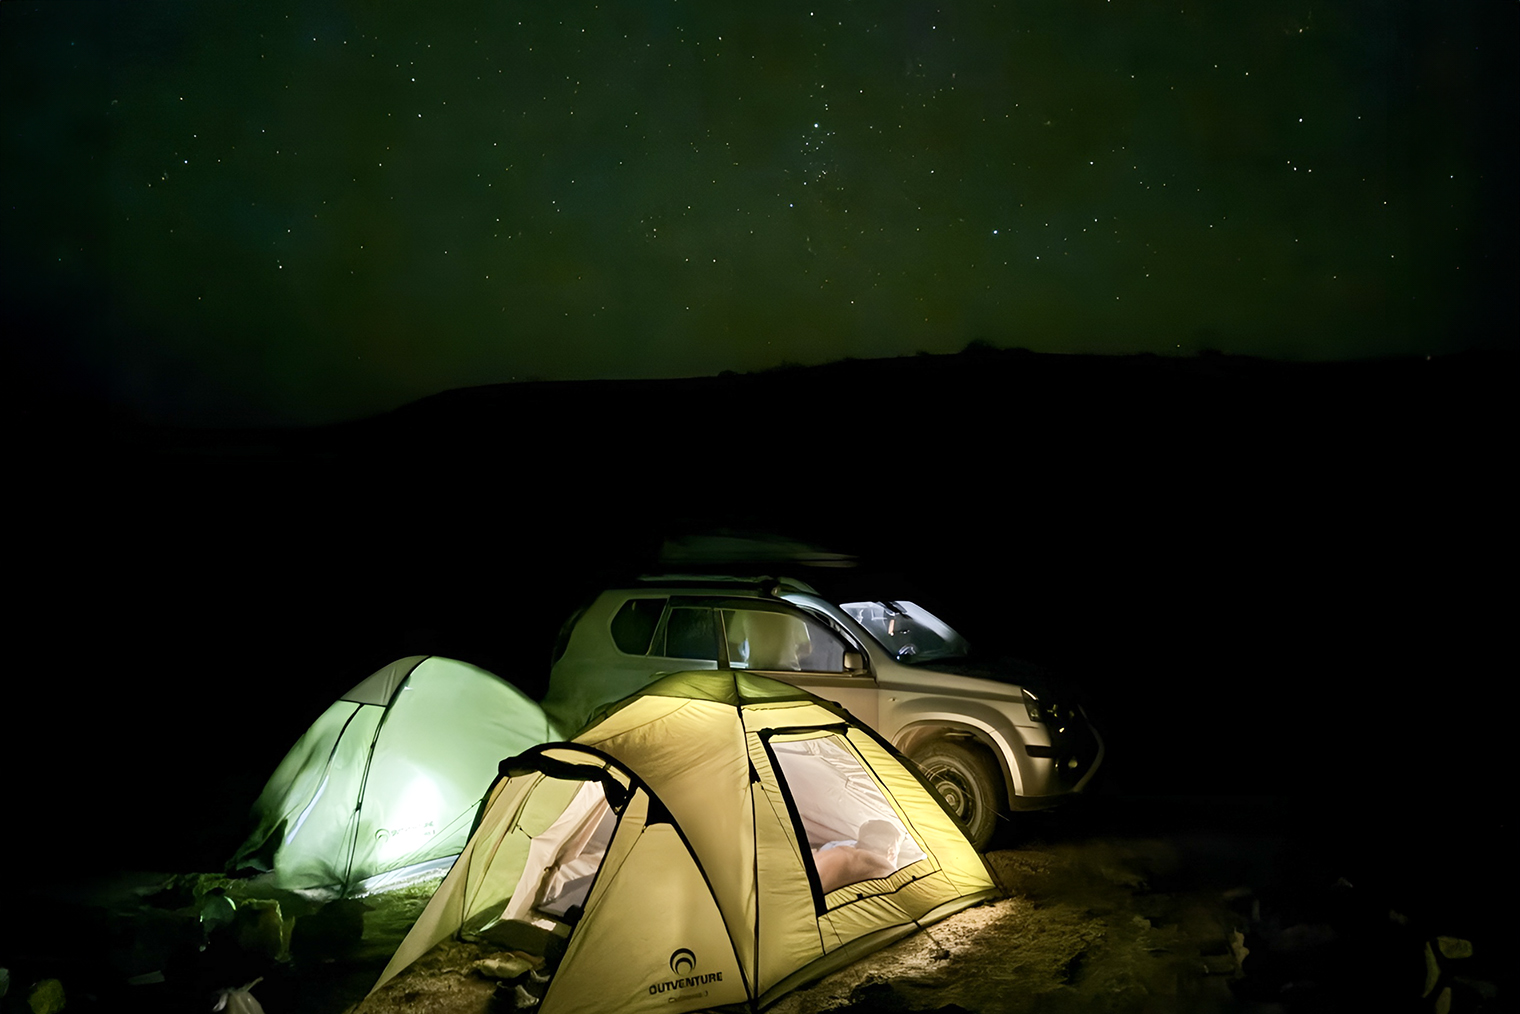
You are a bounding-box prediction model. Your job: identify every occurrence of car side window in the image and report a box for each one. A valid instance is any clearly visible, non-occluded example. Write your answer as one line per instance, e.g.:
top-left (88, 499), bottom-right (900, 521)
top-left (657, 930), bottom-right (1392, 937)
top-left (609, 598), bottom-right (667, 655)
top-left (662, 605), bottom-right (722, 661)
top-left (723, 608), bottom-right (848, 673)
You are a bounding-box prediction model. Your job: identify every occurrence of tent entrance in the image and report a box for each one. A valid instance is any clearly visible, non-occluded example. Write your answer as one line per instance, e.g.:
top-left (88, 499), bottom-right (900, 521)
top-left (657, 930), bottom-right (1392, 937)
top-left (505, 779), bottom-right (617, 926)
top-left (463, 773), bottom-right (623, 965)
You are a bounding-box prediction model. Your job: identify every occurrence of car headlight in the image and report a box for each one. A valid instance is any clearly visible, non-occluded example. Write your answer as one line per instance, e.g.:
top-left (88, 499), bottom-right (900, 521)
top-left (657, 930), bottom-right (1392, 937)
top-left (1021, 689), bottom-right (1065, 724)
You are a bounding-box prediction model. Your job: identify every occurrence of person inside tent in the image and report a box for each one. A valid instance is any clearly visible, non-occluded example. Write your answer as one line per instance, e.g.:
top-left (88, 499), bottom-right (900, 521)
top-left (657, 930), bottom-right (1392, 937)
top-left (813, 819), bottom-right (901, 894)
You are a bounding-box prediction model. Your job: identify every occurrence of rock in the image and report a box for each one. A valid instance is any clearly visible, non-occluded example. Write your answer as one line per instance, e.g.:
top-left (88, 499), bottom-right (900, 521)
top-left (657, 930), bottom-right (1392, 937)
top-left (1229, 928), bottom-right (1250, 972)
top-left (474, 954), bottom-right (534, 980)
top-left (231, 899), bottom-right (289, 962)
top-left (1421, 935), bottom-right (1478, 1010)
top-left (289, 898), bottom-right (369, 964)
top-left (1437, 936), bottom-right (1472, 960)
top-left (200, 892), bottom-right (238, 937)
top-left (26, 978), bottom-right (65, 1014)
top-left (212, 978), bottom-right (266, 1013)
top-left (1423, 942), bottom-right (1442, 998)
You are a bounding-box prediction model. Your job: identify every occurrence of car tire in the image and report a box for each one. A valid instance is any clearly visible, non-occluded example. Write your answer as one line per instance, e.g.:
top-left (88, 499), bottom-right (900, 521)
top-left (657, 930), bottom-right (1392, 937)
top-left (912, 739), bottom-right (1005, 851)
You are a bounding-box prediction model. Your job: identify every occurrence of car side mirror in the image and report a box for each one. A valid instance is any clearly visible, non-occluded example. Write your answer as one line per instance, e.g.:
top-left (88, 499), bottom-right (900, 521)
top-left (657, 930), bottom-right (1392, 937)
top-left (843, 651), bottom-right (864, 672)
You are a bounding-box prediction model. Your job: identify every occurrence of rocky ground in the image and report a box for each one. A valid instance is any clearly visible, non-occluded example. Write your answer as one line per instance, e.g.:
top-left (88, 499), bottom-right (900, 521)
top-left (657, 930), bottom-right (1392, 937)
top-left (354, 827), bottom-right (1496, 1014)
top-left (4, 798), bottom-right (1502, 1013)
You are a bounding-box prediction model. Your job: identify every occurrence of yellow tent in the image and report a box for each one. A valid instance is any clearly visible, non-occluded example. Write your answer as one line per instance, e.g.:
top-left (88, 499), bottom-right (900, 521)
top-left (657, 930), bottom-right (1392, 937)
top-left (367, 671), bottom-right (1000, 1013)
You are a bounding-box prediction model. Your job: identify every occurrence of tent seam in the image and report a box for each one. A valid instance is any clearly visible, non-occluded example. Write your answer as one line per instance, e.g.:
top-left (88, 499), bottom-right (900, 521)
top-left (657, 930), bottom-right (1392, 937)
top-left (342, 657), bottom-right (426, 895)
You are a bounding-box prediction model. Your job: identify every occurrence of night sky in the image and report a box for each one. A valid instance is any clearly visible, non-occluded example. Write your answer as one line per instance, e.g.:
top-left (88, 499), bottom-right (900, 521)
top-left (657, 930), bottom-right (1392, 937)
top-left (4, 1), bottom-right (1515, 426)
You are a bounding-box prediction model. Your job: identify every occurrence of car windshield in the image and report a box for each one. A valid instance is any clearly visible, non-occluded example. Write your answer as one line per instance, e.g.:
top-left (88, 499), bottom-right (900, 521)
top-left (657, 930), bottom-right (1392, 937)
top-left (838, 601), bottom-right (970, 664)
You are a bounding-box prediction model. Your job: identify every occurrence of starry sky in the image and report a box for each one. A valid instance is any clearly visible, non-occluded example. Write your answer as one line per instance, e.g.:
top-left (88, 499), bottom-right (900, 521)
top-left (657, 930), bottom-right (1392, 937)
top-left (3, 1), bottom-right (1515, 426)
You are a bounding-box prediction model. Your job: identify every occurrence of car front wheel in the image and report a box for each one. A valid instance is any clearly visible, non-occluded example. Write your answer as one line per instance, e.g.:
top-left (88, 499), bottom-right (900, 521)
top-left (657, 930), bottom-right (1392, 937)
top-left (912, 739), bottom-right (1004, 851)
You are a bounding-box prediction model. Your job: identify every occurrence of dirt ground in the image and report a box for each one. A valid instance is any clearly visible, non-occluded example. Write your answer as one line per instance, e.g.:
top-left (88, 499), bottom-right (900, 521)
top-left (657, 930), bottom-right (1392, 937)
top-left (766, 843), bottom-right (1247, 1014)
top-left (343, 836), bottom-right (1272, 1014)
top-left (347, 821), bottom-right (1500, 1014)
top-left (2, 801), bottom-right (1502, 1014)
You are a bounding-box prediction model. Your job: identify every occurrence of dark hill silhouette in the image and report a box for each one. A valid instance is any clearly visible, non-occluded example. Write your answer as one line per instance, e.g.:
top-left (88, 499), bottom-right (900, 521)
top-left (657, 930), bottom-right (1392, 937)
top-left (6, 346), bottom-right (1507, 876)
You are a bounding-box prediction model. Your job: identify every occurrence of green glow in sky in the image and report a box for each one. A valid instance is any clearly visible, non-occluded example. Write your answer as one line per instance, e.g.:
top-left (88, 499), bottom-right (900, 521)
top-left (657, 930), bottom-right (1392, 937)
top-left (3, 1), bottom-right (1513, 424)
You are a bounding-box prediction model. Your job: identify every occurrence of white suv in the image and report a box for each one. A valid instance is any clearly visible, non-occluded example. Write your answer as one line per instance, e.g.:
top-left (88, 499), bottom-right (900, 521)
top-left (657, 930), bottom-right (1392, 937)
top-left (542, 576), bottom-right (1104, 848)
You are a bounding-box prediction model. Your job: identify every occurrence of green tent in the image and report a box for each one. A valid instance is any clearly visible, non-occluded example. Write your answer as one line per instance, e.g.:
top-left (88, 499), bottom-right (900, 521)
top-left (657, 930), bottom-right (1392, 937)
top-left (367, 671), bottom-right (1000, 1012)
top-left (230, 656), bottom-right (557, 896)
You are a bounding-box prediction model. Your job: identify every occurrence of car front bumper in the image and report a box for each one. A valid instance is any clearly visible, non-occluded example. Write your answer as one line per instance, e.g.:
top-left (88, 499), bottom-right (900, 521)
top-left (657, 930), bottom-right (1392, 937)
top-left (1012, 709), bottom-right (1105, 804)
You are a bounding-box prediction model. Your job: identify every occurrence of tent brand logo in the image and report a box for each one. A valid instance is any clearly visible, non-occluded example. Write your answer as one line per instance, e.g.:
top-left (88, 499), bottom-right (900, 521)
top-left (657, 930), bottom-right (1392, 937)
top-left (374, 820), bottom-right (435, 842)
top-left (648, 949), bottom-right (721, 996)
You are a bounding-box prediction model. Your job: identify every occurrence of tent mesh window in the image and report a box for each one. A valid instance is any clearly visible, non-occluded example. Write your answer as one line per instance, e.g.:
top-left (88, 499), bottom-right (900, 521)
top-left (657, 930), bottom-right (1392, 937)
top-left (767, 734), bottom-right (928, 898)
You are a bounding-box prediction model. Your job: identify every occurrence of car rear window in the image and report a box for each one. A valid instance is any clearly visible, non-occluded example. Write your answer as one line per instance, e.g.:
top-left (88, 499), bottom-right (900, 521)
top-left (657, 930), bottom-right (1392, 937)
top-left (609, 597), bottom-right (666, 655)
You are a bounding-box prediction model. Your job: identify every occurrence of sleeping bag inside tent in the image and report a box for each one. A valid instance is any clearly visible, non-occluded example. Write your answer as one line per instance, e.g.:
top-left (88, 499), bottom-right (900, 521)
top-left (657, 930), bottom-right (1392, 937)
top-left (366, 671), bottom-right (999, 1013)
top-left (230, 656), bottom-right (557, 896)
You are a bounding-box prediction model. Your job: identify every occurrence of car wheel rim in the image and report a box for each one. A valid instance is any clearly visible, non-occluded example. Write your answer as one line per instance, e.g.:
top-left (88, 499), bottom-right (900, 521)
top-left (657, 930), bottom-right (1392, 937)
top-left (932, 774), bottom-right (971, 821)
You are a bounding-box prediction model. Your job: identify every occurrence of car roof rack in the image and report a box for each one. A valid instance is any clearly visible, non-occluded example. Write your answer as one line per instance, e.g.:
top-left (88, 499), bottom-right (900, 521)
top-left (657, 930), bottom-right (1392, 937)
top-left (632, 574), bottom-right (820, 596)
